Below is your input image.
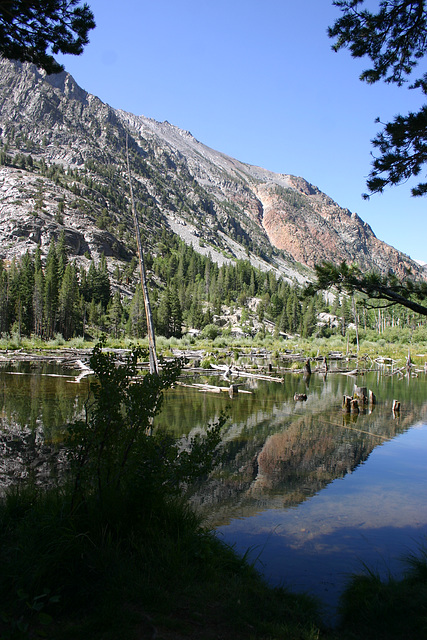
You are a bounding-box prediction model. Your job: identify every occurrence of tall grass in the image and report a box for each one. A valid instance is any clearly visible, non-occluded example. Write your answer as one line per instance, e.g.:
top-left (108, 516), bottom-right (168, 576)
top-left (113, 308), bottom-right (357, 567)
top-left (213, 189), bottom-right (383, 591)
top-left (337, 548), bottom-right (427, 639)
top-left (0, 480), bottom-right (324, 640)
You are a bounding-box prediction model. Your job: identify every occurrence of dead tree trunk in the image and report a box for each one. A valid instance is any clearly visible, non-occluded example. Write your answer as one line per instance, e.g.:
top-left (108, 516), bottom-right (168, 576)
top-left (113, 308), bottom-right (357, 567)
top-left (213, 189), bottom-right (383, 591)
top-left (126, 135), bottom-right (158, 375)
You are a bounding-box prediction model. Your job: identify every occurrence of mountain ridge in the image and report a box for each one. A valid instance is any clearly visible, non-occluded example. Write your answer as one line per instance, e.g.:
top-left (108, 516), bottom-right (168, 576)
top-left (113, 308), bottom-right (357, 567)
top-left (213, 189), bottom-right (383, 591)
top-left (0, 57), bottom-right (423, 284)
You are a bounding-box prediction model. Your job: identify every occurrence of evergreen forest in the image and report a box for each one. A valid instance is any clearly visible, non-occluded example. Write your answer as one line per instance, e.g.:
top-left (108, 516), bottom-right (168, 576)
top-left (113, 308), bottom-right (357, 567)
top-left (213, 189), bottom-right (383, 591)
top-left (1, 228), bottom-right (427, 345)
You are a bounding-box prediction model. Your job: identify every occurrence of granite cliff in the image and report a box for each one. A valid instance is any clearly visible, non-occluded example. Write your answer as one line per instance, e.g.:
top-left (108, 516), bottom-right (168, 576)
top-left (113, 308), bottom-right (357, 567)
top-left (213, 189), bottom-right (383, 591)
top-left (0, 58), bottom-right (422, 283)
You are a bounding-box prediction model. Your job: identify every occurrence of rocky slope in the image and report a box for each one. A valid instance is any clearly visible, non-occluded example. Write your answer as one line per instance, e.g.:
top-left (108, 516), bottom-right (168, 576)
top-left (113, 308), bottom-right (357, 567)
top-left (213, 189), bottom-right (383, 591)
top-left (0, 58), bottom-right (423, 283)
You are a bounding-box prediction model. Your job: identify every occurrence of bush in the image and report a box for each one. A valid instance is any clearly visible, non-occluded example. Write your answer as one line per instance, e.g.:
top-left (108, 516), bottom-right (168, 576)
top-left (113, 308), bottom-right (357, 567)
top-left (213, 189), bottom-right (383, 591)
top-left (201, 323), bottom-right (221, 340)
top-left (66, 342), bottom-right (224, 508)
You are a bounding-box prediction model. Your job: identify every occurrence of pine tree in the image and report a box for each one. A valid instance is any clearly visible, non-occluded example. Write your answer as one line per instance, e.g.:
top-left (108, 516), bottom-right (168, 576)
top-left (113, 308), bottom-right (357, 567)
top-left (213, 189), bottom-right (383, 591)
top-left (96, 254), bottom-right (111, 309)
top-left (33, 246), bottom-right (44, 337)
top-left (58, 262), bottom-right (79, 339)
top-left (156, 289), bottom-right (171, 337)
top-left (301, 299), bottom-right (317, 338)
top-left (109, 291), bottom-right (123, 339)
top-left (127, 287), bottom-right (147, 338)
top-left (286, 290), bottom-right (301, 334)
top-left (169, 288), bottom-right (183, 338)
top-left (0, 267), bottom-right (10, 334)
top-left (8, 258), bottom-right (21, 334)
top-left (85, 255), bottom-right (111, 310)
top-left (18, 251), bottom-right (35, 335)
top-left (56, 230), bottom-right (68, 282)
top-left (44, 240), bottom-right (59, 338)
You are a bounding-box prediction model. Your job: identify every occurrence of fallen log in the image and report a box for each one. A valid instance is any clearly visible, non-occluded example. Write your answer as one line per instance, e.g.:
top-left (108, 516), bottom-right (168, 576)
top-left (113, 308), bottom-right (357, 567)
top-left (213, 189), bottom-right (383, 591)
top-left (176, 381), bottom-right (251, 394)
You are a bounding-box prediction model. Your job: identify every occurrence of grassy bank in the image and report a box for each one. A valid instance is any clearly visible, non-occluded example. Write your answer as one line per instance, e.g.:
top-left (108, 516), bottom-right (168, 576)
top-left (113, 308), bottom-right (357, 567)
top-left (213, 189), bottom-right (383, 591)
top-left (0, 483), bottom-right (325, 640)
top-left (1, 481), bottom-right (426, 640)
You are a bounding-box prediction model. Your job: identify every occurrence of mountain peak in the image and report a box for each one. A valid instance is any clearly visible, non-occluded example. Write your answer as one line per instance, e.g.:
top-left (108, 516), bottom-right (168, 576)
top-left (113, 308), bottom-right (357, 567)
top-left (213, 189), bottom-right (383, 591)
top-left (0, 58), bottom-right (424, 283)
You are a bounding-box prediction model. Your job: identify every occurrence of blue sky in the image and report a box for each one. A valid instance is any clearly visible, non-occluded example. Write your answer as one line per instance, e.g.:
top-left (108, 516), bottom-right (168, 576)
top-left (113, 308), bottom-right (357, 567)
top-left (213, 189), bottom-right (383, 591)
top-left (57, 0), bottom-right (426, 262)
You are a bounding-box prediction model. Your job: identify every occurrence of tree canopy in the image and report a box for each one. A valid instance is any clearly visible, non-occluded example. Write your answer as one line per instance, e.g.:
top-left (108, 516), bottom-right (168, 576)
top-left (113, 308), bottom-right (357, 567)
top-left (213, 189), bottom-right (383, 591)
top-left (0, 0), bottom-right (95, 74)
top-left (329, 1), bottom-right (427, 197)
top-left (307, 260), bottom-right (427, 316)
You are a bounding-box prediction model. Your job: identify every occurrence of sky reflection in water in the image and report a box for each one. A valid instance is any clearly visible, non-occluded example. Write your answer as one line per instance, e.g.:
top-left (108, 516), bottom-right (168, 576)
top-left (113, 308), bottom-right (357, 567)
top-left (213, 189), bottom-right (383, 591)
top-left (216, 423), bottom-right (427, 622)
top-left (1, 360), bottom-right (426, 624)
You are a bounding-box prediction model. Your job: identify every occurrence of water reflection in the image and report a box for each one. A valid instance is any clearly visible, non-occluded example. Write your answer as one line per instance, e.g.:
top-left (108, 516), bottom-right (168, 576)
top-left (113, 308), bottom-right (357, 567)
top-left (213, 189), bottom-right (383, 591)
top-left (0, 362), bottom-right (87, 489)
top-left (0, 362), bottom-right (87, 435)
top-left (215, 424), bottom-right (427, 622)
top-left (157, 372), bottom-right (427, 523)
top-left (158, 369), bottom-right (427, 621)
top-left (1, 360), bottom-right (426, 620)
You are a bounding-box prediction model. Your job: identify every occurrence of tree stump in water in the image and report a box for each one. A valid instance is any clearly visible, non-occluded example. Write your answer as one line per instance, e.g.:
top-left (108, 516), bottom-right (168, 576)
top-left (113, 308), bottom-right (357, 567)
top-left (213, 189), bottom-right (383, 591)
top-left (342, 395), bottom-right (352, 412)
top-left (229, 384), bottom-right (239, 397)
top-left (350, 398), bottom-right (359, 414)
top-left (392, 399), bottom-right (401, 413)
top-left (294, 393), bottom-right (307, 402)
top-left (353, 385), bottom-right (367, 403)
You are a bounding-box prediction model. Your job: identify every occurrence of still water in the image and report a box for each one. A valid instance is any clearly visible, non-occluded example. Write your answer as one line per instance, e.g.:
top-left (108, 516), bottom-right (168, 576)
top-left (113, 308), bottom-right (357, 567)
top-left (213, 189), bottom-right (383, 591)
top-left (0, 358), bottom-right (426, 621)
top-left (157, 365), bottom-right (427, 622)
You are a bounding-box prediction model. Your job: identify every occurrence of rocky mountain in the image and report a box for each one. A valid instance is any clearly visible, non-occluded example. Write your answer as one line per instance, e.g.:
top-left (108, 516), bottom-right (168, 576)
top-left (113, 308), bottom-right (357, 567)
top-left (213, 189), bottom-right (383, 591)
top-left (0, 58), bottom-right (423, 283)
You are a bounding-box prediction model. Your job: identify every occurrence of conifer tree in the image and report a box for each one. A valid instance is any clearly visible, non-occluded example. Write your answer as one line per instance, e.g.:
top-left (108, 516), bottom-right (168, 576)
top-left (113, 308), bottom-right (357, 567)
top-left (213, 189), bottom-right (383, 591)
top-left (58, 262), bottom-right (79, 339)
top-left (300, 299), bottom-right (317, 338)
top-left (8, 258), bottom-right (21, 334)
top-left (0, 266), bottom-right (9, 334)
top-left (0, 0), bottom-right (96, 74)
top-left (109, 291), bottom-right (123, 339)
top-left (156, 289), bottom-right (171, 337)
top-left (33, 246), bottom-right (44, 337)
top-left (286, 290), bottom-right (301, 334)
top-left (169, 288), bottom-right (183, 338)
top-left (56, 230), bottom-right (68, 282)
top-left (127, 286), bottom-right (147, 338)
top-left (96, 254), bottom-right (111, 309)
top-left (18, 251), bottom-right (35, 335)
top-left (44, 240), bottom-right (59, 338)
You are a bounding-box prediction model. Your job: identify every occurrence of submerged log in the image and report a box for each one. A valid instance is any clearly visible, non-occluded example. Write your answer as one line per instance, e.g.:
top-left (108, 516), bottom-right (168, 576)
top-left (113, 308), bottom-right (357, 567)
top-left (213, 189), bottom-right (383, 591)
top-left (175, 381), bottom-right (251, 395)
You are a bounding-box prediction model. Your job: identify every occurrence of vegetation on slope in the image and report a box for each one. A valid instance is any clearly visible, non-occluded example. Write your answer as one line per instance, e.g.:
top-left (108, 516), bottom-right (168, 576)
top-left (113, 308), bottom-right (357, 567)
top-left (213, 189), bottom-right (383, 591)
top-left (1, 227), bottom-right (426, 350)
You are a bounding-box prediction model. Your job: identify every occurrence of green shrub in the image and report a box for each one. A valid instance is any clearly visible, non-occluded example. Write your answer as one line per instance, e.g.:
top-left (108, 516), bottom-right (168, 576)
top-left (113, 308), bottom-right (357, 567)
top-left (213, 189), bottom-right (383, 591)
top-left (66, 342), bottom-right (224, 508)
top-left (201, 323), bottom-right (221, 340)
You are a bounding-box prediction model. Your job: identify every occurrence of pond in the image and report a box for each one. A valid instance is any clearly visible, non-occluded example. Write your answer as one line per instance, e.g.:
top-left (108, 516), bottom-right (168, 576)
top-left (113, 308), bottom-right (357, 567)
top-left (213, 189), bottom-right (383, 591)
top-left (156, 364), bottom-right (427, 623)
top-left (0, 356), bottom-right (426, 623)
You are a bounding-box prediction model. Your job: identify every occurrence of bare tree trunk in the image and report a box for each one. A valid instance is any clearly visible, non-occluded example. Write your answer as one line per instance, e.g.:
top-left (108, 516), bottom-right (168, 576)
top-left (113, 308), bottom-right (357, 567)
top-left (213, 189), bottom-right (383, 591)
top-left (126, 135), bottom-right (158, 375)
top-left (352, 294), bottom-right (359, 353)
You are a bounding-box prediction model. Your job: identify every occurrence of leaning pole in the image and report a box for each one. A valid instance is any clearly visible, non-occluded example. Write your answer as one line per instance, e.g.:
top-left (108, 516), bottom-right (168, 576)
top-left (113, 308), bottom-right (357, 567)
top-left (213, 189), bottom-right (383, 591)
top-left (126, 134), bottom-right (158, 375)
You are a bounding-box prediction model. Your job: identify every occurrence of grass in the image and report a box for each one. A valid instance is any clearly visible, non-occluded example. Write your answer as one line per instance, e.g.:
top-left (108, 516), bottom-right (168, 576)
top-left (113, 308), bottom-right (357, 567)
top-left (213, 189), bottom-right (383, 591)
top-left (1, 330), bottom-right (426, 365)
top-left (336, 549), bottom-right (427, 639)
top-left (0, 483), bottom-right (325, 640)
top-left (0, 481), bottom-right (425, 639)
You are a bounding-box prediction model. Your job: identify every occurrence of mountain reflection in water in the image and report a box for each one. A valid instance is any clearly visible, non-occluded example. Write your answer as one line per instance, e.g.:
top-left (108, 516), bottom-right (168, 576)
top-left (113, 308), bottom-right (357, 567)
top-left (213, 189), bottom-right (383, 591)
top-left (157, 369), bottom-right (427, 622)
top-left (1, 361), bottom-right (426, 622)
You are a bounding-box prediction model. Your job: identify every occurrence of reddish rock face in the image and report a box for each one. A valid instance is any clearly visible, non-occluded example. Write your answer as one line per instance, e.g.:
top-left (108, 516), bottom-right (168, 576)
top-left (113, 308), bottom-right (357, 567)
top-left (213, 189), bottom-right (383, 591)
top-left (252, 179), bottom-right (417, 278)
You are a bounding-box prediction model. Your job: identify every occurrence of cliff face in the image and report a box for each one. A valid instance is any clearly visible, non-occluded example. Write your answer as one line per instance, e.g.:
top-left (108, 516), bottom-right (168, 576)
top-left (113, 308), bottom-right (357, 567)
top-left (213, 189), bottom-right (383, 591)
top-left (0, 58), bottom-right (423, 282)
